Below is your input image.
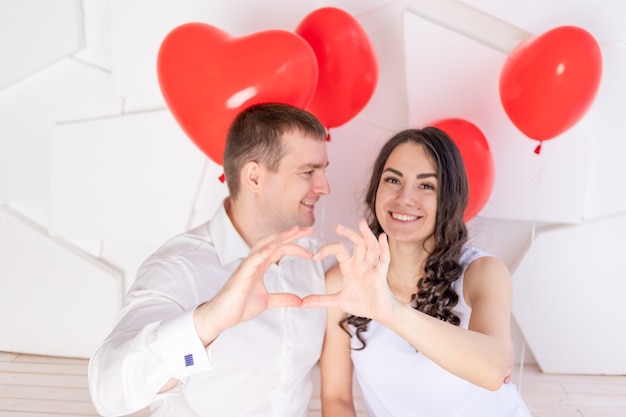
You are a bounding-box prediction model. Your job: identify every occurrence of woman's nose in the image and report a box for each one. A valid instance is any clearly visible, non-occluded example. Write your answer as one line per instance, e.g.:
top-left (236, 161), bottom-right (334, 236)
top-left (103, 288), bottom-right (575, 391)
top-left (397, 185), bottom-right (416, 205)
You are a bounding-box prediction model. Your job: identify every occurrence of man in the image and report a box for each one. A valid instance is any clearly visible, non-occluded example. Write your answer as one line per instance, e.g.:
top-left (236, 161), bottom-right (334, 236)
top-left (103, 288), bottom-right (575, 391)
top-left (88, 102), bottom-right (331, 416)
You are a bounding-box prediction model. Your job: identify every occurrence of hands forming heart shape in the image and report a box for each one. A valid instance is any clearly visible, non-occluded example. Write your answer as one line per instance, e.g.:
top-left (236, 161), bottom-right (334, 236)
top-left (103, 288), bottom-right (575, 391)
top-left (215, 221), bottom-right (399, 329)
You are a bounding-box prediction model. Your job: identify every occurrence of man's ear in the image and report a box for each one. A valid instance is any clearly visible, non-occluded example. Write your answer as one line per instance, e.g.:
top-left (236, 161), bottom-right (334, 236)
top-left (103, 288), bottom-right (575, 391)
top-left (241, 161), bottom-right (262, 193)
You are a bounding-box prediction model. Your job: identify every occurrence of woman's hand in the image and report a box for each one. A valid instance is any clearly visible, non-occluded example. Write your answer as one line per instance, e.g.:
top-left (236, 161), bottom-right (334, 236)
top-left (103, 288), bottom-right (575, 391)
top-left (303, 220), bottom-right (401, 325)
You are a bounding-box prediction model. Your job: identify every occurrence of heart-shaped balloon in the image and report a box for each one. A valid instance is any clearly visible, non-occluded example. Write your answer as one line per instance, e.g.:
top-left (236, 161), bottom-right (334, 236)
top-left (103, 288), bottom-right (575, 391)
top-left (296, 7), bottom-right (378, 130)
top-left (499, 26), bottom-right (602, 143)
top-left (432, 118), bottom-right (495, 222)
top-left (157, 23), bottom-right (319, 165)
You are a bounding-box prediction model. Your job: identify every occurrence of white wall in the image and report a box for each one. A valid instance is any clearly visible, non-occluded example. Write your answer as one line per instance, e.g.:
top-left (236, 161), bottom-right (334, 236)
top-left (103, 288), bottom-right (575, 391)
top-left (1, 0), bottom-right (625, 374)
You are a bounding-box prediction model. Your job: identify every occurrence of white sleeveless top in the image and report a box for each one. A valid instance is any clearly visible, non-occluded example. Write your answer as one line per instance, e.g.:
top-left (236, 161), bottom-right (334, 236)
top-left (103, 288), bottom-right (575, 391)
top-left (350, 247), bottom-right (532, 417)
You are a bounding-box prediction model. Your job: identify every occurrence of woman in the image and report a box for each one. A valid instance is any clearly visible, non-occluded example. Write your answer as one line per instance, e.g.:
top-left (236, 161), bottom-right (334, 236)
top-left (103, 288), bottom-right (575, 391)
top-left (306, 128), bottom-right (532, 416)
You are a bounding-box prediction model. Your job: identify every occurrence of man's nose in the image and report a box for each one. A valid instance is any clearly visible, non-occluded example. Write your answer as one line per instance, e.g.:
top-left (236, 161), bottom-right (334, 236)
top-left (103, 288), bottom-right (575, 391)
top-left (315, 173), bottom-right (331, 195)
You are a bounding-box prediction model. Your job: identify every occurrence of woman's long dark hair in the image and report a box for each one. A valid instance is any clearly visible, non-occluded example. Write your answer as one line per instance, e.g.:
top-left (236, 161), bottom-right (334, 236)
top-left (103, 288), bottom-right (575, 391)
top-left (342, 127), bottom-right (469, 349)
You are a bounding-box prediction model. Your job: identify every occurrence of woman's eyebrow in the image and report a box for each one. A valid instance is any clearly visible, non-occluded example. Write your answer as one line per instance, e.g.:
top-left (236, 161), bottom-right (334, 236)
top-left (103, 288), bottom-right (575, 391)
top-left (417, 172), bottom-right (437, 179)
top-left (383, 167), bottom-right (402, 176)
top-left (383, 167), bottom-right (437, 180)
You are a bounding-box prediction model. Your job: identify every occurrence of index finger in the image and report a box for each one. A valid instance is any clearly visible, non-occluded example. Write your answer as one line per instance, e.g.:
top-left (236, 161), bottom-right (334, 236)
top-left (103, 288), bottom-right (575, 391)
top-left (233, 241), bottom-right (314, 289)
top-left (252, 226), bottom-right (313, 252)
top-left (265, 241), bottom-right (314, 265)
top-left (313, 241), bottom-right (351, 263)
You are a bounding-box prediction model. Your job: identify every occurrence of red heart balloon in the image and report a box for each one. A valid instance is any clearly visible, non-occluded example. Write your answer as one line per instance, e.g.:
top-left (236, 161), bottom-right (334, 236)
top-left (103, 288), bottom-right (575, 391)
top-left (432, 118), bottom-right (495, 222)
top-left (499, 26), bottom-right (602, 142)
top-left (296, 7), bottom-right (378, 129)
top-left (157, 23), bottom-right (319, 165)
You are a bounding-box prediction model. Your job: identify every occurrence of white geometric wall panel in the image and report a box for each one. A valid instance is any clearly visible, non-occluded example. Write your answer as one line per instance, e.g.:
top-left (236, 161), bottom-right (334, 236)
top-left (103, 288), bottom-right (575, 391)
top-left (0, 59), bottom-right (123, 227)
top-left (110, 0), bottom-right (208, 98)
top-left (467, 217), bottom-right (537, 269)
top-left (512, 212), bottom-right (626, 374)
top-left (0, 205), bottom-right (124, 359)
top-left (50, 110), bottom-right (207, 244)
top-left (73, 0), bottom-right (113, 71)
top-left (581, 42), bottom-right (626, 219)
top-left (188, 160), bottom-right (230, 229)
top-left (463, 0), bottom-right (626, 41)
top-left (481, 127), bottom-right (592, 224)
top-left (403, 11), bottom-right (593, 224)
top-left (353, 2), bottom-right (414, 131)
top-left (0, 0), bottom-right (80, 90)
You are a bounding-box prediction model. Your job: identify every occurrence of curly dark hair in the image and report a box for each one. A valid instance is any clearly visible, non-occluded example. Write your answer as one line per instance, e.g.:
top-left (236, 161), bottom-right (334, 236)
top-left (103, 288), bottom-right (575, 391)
top-left (342, 127), bottom-right (469, 349)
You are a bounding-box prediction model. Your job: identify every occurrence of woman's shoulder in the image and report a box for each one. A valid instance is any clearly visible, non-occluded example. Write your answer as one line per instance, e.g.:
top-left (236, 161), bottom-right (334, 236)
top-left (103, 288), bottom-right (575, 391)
top-left (461, 246), bottom-right (506, 269)
top-left (460, 245), bottom-right (491, 264)
top-left (462, 247), bottom-right (511, 300)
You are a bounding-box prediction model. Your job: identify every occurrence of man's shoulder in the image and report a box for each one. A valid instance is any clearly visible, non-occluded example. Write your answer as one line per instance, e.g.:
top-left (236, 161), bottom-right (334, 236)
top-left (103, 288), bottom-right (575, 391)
top-left (149, 220), bottom-right (215, 261)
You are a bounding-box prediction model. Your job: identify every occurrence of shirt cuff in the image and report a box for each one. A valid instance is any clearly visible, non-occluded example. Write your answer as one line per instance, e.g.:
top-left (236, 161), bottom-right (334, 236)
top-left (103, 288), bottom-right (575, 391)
top-left (156, 309), bottom-right (212, 379)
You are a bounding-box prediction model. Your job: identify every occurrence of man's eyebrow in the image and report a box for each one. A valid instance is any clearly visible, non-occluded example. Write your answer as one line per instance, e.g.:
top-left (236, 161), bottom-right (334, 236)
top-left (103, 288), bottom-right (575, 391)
top-left (300, 161), bottom-right (329, 170)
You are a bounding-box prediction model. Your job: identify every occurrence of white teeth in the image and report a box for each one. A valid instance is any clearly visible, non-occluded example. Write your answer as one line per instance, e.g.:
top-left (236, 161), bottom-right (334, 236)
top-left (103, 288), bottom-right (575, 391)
top-left (392, 213), bottom-right (417, 221)
top-left (302, 201), bottom-right (315, 206)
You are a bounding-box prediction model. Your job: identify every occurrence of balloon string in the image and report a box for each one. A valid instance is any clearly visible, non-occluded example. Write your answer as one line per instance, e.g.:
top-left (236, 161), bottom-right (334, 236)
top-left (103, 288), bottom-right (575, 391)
top-left (518, 151), bottom-right (543, 391)
top-left (518, 218), bottom-right (536, 393)
top-left (534, 141), bottom-right (543, 154)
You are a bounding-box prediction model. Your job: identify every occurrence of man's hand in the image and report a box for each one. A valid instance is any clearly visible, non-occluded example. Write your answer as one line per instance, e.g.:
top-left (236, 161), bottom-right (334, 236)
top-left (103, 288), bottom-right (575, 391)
top-left (194, 226), bottom-right (314, 346)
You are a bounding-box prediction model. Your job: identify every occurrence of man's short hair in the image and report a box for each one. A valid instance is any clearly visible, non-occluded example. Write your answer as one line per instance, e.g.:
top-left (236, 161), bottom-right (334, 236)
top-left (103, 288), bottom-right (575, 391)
top-left (223, 102), bottom-right (327, 198)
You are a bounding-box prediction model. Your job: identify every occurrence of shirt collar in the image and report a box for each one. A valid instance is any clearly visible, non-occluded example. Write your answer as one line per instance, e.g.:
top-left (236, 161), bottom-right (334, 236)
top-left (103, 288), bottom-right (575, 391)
top-left (208, 200), bottom-right (321, 267)
top-left (209, 201), bottom-right (250, 266)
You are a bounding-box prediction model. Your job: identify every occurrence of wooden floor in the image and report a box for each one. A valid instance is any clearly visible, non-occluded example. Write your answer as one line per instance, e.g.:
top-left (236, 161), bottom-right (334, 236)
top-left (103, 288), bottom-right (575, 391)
top-left (1, 351), bottom-right (625, 417)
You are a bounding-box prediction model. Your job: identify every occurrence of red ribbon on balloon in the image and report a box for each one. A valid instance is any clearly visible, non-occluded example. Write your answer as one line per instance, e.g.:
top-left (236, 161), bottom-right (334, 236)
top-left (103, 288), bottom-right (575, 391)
top-left (157, 23), bottom-right (319, 166)
top-left (431, 118), bottom-right (495, 222)
top-left (499, 26), bottom-right (602, 153)
top-left (296, 7), bottom-right (378, 133)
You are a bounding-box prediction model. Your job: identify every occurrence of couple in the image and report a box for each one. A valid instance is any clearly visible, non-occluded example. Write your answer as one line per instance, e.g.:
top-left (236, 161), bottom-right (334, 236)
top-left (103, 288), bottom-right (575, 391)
top-left (88, 103), bottom-right (531, 417)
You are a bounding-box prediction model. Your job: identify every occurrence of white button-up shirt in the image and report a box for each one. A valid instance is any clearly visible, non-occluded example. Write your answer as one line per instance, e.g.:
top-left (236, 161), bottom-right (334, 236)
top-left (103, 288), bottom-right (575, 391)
top-left (88, 203), bottom-right (327, 416)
